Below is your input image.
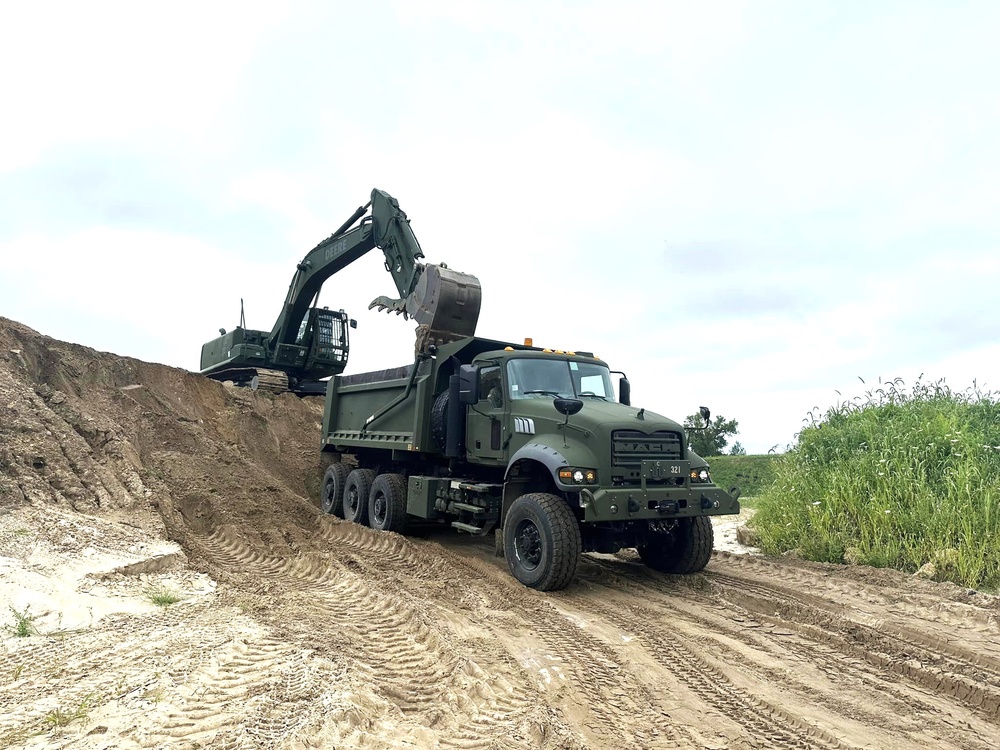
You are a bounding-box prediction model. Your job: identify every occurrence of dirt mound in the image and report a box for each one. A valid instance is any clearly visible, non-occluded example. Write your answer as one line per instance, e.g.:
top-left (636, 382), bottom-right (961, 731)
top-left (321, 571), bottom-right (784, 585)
top-left (2, 316), bottom-right (1000, 749)
top-left (0, 316), bottom-right (323, 540)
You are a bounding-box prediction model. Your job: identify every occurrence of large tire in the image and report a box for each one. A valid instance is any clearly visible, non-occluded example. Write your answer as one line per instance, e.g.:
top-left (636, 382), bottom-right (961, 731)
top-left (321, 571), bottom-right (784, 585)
top-left (320, 463), bottom-right (349, 517)
top-left (430, 391), bottom-right (449, 450)
top-left (503, 493), bottom-right (582, 591)
top-left (343, 468), bottom-right (375, 525)
top-left (639, 516), bottom-right (714, 574)
top-left (368, 473), bottom-right (409, 533)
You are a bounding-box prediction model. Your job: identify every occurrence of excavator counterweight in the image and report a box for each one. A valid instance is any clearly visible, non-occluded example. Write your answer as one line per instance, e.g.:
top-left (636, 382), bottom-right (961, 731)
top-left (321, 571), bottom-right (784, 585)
top-left (199, 189), bottom-right (481, 394)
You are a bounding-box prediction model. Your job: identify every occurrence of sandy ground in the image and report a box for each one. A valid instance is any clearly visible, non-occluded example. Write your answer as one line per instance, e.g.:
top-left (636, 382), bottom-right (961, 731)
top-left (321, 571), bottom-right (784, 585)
top-left (1, 316), bottom-right (999, 749)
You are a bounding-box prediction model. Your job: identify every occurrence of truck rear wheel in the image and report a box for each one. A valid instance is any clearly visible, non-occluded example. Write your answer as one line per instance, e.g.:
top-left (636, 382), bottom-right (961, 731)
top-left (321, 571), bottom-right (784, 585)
top-left (368, 473), bottom-right (409, 533)
top-left (320, 463), bottom-right (349, 517)
top-left (639, 516), bottom-right (714, 574)
top-left (343, 469), bottom-right (375, 525)
top-left (503, 493), bottom-right (581, 591)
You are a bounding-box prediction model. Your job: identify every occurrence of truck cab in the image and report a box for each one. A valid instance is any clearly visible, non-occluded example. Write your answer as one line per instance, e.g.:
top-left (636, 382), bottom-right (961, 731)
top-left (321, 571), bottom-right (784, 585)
top-left (460, 349), bottom-right (735, 525)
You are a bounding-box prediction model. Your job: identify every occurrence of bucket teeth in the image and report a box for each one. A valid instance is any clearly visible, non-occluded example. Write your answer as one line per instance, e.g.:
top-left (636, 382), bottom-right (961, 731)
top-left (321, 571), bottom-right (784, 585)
top-left (368, 295), bottom-right (408, 316)
top-left (370, 264), bottom-right (482, 351)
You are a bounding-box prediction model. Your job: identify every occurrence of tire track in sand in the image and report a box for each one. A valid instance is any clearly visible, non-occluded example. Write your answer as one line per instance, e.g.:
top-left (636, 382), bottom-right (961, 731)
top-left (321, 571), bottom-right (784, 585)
top-left (705, 570), bottom-right (1000, 720)
top-left (429, 545), bottom-right (700, 749)
top-left (577, 554), bottom-right (998, 748)
top-left (193, 523), bottom-right (545, 750)
top-left (555, 583), bottom-right (851, 749)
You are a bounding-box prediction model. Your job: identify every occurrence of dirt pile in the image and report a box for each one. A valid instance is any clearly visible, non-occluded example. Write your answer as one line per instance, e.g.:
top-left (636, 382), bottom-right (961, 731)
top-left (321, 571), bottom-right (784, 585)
top-left (2, 316), bottom-right (1000, 749)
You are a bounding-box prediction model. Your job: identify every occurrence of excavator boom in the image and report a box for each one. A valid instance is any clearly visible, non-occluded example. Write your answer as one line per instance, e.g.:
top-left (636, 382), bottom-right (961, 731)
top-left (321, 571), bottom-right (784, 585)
top-left (199, 188), bottom-right (481, 393)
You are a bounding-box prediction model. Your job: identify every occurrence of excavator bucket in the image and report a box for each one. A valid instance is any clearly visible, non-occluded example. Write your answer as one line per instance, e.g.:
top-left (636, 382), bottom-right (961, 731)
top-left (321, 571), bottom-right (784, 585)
top-left (406, 263), bottom-right (482, 345)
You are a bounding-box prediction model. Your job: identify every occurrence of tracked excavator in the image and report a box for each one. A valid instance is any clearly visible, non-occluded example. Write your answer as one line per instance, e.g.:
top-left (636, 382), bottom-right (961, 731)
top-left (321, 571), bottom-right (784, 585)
top-left (199, 189), bottom-right (482, 394)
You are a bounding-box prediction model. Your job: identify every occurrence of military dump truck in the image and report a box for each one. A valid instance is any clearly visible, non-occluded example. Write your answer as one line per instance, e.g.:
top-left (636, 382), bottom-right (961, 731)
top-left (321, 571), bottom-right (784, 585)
top-left (320, 337), bottom-right (742, 590)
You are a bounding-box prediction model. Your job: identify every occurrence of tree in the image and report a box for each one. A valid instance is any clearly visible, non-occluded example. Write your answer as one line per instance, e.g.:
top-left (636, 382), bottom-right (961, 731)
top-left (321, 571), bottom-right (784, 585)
top-left (684, 411), bottom-right (740, 457)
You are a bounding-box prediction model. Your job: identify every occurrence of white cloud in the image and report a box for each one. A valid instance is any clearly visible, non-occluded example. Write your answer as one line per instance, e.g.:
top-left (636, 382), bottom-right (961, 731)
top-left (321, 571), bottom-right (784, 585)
top-left (0, 2), bottom-right (284, 171)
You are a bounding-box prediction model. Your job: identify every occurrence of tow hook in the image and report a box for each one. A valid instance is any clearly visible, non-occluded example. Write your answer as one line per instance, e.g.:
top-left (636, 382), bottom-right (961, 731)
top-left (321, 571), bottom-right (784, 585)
top-left (655, 500), bottom-right (678, 515)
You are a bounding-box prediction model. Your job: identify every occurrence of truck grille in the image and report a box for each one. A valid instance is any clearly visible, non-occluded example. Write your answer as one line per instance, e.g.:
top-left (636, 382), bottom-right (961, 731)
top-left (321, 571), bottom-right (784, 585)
top-left (611, 430), bottom-right (682, 467)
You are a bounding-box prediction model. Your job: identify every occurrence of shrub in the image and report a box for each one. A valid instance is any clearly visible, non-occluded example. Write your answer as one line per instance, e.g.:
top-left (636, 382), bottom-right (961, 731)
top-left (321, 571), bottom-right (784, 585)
top-left (750, 377), bottom-right (1000, 591)
top-left (7, 606), bottom-right (39, 638)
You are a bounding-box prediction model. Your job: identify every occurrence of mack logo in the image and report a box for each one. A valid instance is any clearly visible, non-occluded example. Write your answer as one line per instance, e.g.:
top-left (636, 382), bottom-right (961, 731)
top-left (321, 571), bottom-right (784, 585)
top-left (622, 443), bottom-right (652, 452)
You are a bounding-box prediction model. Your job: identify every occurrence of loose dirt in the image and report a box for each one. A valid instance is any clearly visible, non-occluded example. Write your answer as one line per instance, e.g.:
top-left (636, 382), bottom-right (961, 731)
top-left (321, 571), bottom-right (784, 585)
top-left (1, 316), bottom-right (998, 749)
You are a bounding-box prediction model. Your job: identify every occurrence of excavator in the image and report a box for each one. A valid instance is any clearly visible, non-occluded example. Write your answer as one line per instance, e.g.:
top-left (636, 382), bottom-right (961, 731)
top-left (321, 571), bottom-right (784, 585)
top-left (199, 189), bottom-right (482, 394)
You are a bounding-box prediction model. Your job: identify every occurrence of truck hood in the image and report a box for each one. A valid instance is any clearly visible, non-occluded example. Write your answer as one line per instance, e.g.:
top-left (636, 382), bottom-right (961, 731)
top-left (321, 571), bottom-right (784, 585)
top-left (512, 398), bottom-right (685, 436)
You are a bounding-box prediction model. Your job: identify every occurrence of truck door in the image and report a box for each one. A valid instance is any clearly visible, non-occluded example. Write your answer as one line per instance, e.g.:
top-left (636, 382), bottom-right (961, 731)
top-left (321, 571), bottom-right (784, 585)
top-left (466, 365), bottom-right (507, 464)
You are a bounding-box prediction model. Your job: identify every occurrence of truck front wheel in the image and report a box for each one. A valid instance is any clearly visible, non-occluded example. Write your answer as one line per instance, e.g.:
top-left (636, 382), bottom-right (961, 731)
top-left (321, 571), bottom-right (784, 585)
top-left (320, 463), bottom-right (349, 517)
top-left (343, 469), bottom-right (375, 525)
top-left (503, 493), bottom-right (581, 591)
top-left (368, 473), bottom-right (408, 533)
top-left (639, 516), bottom-right (714, 574)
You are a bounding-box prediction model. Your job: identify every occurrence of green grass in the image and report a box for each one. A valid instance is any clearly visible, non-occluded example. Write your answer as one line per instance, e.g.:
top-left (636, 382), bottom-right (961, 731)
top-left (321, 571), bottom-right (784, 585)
top-left (708, 454), bottom-right (779, 498)
top-left (43, 694), bottom-right (94, 730)
top-left (750, 377), bottom-right (1000, 591)
top-left (145, 586), bottom-right (181, 607)
top-left (7, 605), bottom-right (39, 637)
top-left (736, 495), bottom-right (761, 510)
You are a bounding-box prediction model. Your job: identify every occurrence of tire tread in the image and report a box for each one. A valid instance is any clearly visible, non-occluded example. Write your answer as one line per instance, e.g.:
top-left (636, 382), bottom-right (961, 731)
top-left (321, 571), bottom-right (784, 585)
top-left (504, 492), bottom-right (582, 591)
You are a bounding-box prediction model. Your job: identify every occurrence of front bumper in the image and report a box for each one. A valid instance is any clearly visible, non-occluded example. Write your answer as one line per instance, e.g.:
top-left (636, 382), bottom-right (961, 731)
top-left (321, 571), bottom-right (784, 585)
top-left (574, 460), bottom-right (741, 522)
top-left (579, 484), bottom-right (740, 522)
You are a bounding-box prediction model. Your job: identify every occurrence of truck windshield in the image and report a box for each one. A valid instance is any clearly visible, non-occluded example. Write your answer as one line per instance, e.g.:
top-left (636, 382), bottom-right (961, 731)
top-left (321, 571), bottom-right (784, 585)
top-left (507, 358), bottom-right (616, 401)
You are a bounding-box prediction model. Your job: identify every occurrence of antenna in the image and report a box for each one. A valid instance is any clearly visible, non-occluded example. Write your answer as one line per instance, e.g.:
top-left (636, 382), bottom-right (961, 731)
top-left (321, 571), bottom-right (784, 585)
top-left (240, 298), bottom-right (246, 329)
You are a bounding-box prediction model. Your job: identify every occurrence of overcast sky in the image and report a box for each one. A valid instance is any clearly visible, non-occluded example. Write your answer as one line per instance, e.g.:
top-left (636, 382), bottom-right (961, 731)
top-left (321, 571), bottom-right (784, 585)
top-left (2, 0), bottom-right (998, 453)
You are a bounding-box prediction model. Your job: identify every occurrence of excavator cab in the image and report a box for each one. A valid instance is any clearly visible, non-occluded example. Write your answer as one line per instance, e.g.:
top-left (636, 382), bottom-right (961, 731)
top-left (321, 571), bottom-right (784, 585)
top-left (306, 307), bottom-right (351, 375)
top-left (273, 307), bottom-right (351, 380)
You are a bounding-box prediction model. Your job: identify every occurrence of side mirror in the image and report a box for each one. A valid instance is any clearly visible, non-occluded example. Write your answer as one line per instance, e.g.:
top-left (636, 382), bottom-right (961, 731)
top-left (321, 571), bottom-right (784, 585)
top-left (458, 364), bottom-right (479, 404)
top-left (618, 377), bottom-right (631, 406)
top-left (699, 405), bottom-right (711, 422)
top-left (553, 398), bottom-right (584, 416)
top-left (349, 319), bottom-right (358, 329)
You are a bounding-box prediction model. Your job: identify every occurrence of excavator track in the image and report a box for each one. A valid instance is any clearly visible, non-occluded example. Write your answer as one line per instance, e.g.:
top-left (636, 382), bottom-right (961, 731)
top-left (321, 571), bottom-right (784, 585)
top-left (204, 367), bottom-right (291, 394)
top-left (250, 369), bottom-right (290, 393)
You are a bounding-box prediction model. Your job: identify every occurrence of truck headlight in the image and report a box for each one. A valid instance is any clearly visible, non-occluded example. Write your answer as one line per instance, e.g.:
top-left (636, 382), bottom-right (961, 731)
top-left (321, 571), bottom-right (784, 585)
top-left (558, 467), bottom-right (598, 485)
top-left (689, 468), bottom-right (711, 483)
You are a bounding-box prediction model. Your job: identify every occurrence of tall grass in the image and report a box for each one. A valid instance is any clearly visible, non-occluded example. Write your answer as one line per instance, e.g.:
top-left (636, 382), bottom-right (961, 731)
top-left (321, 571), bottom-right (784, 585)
top-left (708, 454), bottom-right (779, 498)
top-left (751, 377), bottom-right (1000, 591)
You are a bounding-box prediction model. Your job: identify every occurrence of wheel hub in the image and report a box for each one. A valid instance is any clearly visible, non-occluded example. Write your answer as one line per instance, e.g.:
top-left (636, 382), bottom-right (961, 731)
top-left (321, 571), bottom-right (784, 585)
top-left (373, 494), bottom-right (386, 524)
top-left (322, 481), bottom-right (334, 512)
top-left (514, 519), bottom-right (542, 570)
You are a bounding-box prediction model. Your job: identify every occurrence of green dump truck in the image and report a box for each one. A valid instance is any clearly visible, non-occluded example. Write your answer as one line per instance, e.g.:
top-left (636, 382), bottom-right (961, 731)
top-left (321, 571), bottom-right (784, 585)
top-left (320, 336), bottom-right (741, 590)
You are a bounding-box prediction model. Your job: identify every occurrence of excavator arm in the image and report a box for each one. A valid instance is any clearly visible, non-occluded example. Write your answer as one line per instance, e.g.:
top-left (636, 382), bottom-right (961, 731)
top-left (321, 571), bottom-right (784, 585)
top-left (269, 188), bottom-right (480, 353)
top-left (200, 188), bottom-right (480, 393)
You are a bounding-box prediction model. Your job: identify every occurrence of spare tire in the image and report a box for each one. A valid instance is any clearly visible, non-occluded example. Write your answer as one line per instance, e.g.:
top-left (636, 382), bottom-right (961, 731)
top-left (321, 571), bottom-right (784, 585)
top-left (431, 391), bottom-right (449, 450)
